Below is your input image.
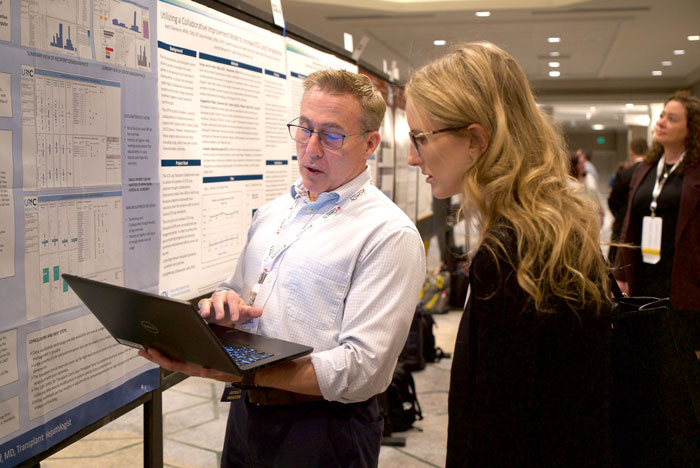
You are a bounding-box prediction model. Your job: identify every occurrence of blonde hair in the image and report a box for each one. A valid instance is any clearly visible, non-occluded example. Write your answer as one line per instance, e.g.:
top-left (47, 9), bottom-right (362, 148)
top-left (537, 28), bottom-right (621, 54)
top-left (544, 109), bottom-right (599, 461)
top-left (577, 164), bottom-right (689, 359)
top-left (406, 42), bottom-right (609, 314)
top-left (304, 69), bottom-right (386, 132)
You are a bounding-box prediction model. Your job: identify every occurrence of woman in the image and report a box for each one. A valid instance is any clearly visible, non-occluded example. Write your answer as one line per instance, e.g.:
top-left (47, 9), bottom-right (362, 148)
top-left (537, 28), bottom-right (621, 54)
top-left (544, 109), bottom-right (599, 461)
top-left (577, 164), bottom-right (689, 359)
top-left (615, 91), bottom-right (700, 342)
top-left (405, 42), bottom-right (614, 466)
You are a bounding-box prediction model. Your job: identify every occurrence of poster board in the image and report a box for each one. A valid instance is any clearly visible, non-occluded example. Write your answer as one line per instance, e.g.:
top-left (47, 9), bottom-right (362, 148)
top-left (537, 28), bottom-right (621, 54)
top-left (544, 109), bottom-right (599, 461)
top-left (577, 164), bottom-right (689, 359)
top-left (0, 1), bottom-right (422, 465)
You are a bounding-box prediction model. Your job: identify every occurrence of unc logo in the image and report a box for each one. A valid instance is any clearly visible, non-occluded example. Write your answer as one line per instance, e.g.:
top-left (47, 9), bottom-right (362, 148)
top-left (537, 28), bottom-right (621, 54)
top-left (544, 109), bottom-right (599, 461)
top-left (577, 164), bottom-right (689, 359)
top-left (140, 321), bottom-right (159, 334)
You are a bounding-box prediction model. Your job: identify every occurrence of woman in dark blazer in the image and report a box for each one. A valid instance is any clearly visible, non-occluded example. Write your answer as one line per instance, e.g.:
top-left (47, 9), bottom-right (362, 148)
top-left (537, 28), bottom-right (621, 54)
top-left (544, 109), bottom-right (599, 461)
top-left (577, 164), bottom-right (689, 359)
top-left (615, 90), bottom-right (700, 344)
top-left (405, 42), bottom-right (615, 467)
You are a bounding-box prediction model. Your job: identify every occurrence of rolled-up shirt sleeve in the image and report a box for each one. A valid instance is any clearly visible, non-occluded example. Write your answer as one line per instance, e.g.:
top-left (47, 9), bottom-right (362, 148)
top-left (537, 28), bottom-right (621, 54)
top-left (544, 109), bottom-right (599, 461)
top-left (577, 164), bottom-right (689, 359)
top-left (311, 226), bottom-right (425, 403)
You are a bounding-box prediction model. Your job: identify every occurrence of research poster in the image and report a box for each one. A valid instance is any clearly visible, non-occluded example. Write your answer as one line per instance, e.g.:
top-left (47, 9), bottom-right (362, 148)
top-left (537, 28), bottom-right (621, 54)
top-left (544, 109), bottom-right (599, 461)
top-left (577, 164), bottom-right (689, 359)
top-left (392, 89), bottom-right (418, 222)
top-left (361, 70), bottom-right (395, 199)
top-left (1, 0), bottom-right (160, 465)
top-left (156, 0), bottom-right (291, 299)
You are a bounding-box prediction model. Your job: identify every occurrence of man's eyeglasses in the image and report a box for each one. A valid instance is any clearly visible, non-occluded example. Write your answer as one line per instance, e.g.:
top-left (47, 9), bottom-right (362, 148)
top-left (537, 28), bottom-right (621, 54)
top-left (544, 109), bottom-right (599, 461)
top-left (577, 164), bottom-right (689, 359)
top-left (287, 118), bottom-right (368, 150)
top-left (409, 125), bottom-right (471, 156)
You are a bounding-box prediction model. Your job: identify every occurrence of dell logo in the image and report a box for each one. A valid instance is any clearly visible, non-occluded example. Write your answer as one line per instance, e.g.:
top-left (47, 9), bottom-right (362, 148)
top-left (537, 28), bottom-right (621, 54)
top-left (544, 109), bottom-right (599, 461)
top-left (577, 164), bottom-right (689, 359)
top-left (140, 321), bottom-right (159, 334)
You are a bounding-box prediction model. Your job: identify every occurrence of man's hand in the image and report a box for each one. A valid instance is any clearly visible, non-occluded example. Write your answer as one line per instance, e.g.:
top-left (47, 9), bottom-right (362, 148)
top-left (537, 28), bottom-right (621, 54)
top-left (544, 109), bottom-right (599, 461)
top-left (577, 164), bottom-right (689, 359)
top-left (138, 347), bottom-right (241, 383)
top-left (198, 290), bottom-right (263, 325)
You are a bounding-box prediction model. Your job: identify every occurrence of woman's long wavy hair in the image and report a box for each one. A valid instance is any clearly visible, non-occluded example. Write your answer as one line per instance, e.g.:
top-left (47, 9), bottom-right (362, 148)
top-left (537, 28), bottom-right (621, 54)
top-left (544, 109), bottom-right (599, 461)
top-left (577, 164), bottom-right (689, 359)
top-left (645, 90), bottom-right (700, 170)
top-left (406, 42), bottom-right (609, 314)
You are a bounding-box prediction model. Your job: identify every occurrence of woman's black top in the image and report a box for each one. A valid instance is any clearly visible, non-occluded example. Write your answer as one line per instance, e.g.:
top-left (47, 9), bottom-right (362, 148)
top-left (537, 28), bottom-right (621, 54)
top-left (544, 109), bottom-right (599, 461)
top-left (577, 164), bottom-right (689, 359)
top-left (629, 163), bottom-right (683, 298)
top-left (446, 237), bottom-right (615, 467)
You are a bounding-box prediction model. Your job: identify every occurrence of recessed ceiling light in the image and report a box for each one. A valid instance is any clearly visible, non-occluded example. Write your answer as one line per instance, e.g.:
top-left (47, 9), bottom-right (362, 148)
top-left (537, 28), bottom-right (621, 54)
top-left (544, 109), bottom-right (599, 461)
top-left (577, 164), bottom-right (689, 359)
top-left (652, 70), bottom-right (663, 76)
top-left (625, 103), bottom-right (634, 109)
top-left (547, 37), bottom-right (561, 43)
top-left (549, 70), bottom-right (560, 77)
top-left (589, 106), bottom-right (596, 112)
top-left (475, 11), bottom-right (490, 17)
top-left (585, 112), bottom-right (592, 120)
top-left (549, 51), bottom-right (560, 57)
top-left (661, 61), bottom-right (672, 66)
top-left (548, 61), bottom-right (560, 68)
top-left (688, 35), bottom-right (700, 41)
top-left (674, 49), bottom-right (686, 55)
top-left (433, 39), bottom-right (446, 46)
top-left (592, 124), bottom-right (605, 131)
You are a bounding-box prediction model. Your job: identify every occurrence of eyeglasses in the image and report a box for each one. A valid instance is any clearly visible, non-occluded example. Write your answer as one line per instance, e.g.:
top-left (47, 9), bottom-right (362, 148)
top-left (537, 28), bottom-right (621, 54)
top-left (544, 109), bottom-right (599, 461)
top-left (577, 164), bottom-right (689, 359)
top-left (287, 118), bottom-right (368, 150)
top-left (409, 125), bottom-right (471, 156)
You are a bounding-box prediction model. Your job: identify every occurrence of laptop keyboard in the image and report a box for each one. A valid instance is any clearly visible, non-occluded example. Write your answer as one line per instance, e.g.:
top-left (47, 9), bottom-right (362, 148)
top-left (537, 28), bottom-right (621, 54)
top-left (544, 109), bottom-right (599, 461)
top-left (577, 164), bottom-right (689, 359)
top-left (223, 345), bottom-right (273, 366)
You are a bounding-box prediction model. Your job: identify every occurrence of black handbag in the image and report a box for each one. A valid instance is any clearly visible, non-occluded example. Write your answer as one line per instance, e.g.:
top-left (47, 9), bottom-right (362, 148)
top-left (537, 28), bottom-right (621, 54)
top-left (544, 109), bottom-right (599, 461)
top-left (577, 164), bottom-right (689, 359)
top-left (610, 283), bottom-right (700, 467)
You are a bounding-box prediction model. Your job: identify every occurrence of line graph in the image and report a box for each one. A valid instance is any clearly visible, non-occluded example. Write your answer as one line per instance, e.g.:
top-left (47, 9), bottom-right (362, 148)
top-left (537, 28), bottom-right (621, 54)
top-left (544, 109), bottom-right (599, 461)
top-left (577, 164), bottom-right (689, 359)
top-left (201, 192), bottom-right (243, 263)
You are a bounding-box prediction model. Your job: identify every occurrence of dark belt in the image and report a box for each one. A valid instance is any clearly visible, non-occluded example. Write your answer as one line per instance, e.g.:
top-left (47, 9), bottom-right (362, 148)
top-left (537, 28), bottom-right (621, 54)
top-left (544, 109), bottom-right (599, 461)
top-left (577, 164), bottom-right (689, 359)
top-left (246, 387), bottom-right (326, 406)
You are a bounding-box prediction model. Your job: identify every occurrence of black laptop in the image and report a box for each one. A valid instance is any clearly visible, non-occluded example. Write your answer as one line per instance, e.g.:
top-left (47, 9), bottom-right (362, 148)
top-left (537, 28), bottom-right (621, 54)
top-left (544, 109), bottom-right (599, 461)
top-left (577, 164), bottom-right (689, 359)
top-left (62, 274), bottom-right (313, 376)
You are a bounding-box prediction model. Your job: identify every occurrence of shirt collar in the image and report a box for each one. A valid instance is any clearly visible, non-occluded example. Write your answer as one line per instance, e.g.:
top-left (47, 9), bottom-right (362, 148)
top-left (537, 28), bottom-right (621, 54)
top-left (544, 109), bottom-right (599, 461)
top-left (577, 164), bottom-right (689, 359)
top-left (290, 167), bottom-right (372, 205)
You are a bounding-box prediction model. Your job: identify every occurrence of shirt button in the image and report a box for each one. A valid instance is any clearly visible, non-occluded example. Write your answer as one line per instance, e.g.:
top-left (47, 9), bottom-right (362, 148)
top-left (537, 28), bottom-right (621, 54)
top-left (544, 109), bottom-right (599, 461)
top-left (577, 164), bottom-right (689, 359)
top-left (307, 207), bottom-right (313, 212)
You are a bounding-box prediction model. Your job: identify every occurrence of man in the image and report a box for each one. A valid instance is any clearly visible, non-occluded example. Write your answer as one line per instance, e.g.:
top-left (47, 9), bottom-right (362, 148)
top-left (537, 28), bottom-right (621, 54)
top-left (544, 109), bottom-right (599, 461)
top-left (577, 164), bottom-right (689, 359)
top-left (140, 70), bottom-right (426, 467)
top-left (607, 136), bottom-right (648, 262)
top-left (577, 147), bottom-right (599, 184)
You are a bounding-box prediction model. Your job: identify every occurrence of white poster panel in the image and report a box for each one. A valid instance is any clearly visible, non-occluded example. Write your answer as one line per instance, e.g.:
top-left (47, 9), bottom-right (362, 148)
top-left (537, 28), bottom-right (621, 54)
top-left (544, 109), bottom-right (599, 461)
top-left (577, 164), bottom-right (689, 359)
top-left (393, 107), bottom-right (417, 222)
top-left (0, 0), bottom-right (9, 43)
top-left (157, 0), bottom-right (289, 298)
top-left (0, 130), bottom-right (13, 279)
top-left (0, 72), bottom-right (10, 117)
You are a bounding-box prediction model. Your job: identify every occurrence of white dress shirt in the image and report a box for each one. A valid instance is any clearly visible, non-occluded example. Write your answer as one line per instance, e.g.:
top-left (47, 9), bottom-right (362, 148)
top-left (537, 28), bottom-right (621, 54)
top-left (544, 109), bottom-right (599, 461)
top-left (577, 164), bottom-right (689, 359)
top-left (218, 167), bottom-right (426, 403)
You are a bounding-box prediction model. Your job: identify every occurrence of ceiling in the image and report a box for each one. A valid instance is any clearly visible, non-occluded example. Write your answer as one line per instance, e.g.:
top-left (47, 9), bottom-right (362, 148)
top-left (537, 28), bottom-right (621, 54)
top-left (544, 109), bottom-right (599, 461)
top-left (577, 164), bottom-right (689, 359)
top-left (234, 0), bottom-right (700, 130)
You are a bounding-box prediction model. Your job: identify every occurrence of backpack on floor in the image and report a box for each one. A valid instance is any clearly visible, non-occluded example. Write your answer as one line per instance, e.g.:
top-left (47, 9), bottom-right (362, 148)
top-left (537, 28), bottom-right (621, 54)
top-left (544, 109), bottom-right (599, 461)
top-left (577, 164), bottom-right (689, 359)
top-left (379, 363), bottom-right (423, 435)
top-left (400, 304), bottom-right (426, 371)
top-left (422, 313), bottom-right (450, 364)
top-left (420, 270), bottom-right (451, 314)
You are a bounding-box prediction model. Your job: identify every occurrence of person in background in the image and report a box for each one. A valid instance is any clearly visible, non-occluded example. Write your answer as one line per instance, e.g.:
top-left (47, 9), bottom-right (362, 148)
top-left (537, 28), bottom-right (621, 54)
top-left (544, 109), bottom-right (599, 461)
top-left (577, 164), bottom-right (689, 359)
top-left (140, 69), bottom-right (426, 468)
top-left (607, 136), bottom-right (648, 263)
top-left (614, 91), bottom-right (700, 348)
top-left (406, 42), bottom-right (614, 467)
top-left (570, 152), bottom-right (604, 227)
top-left (577, 147), bottom-right (599, 184)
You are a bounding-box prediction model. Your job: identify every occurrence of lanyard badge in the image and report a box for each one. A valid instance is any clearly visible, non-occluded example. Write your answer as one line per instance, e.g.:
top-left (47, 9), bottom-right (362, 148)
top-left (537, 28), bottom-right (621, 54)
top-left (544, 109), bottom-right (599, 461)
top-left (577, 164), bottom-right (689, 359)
top-left (641, 152), bottom-right (684, 264)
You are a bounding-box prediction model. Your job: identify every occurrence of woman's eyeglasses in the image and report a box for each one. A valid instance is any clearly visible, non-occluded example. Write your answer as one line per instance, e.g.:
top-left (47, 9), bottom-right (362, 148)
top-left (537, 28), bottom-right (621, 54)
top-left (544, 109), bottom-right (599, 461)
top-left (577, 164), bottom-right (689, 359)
top-left (409, 125), bottom-right (471, 156)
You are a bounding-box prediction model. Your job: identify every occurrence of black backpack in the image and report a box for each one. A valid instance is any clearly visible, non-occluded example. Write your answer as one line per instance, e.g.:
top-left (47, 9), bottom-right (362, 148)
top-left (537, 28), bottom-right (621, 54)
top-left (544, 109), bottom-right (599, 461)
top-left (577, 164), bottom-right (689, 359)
top-left (422, 313), bottom-right (449, 363)
top-left (400, 304), bottom-right (426, 371)
top-left (379, 363), bottom-right (423, 435)
top-left (400, 305), bottom-right (449, 371)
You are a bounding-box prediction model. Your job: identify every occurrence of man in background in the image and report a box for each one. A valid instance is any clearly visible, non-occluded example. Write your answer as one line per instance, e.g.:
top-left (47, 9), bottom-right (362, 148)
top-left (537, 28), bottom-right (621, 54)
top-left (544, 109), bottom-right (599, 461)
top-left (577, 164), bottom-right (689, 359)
top-left (577, 147), bottom-right (599, 184)
top-left (607, 137), bottom-right (649, 263)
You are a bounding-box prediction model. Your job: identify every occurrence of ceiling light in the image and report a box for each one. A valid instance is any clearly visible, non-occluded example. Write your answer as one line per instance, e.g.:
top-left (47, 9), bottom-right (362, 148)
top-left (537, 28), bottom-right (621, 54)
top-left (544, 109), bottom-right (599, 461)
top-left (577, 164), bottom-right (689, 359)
top-left (673, 49), bottom-right (686, 55)
top-left (547, 37), bottom-right (561, 43)
top-left (661, 61), bottom-right (672, 66)
top-left (585, 112), bottom-right (592, 120)
top-left (589, 106), bottom-right (596, 112)
top-left (652, 70), bottom-right (663, 76)
top-left (549, 51), bottom-right (560, 57)
top-left (475, 11), bottom-right (490, 17)
top-left (625, 103), bottom-right (634, 109)
top-left (548, 70), bottom-right (560, 77)
top-left (548, 61), bottom-right (560, 68)
top-left (433, 39), bottom-right (446, 46)
top-left (688, 35), bottom-right (700, 41)
top-left (592, 124), bottom-right (605, 131)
